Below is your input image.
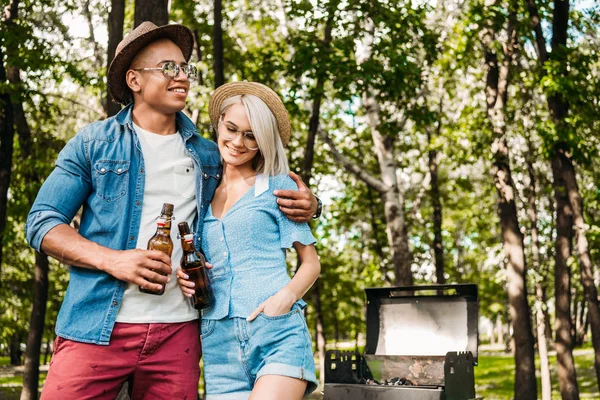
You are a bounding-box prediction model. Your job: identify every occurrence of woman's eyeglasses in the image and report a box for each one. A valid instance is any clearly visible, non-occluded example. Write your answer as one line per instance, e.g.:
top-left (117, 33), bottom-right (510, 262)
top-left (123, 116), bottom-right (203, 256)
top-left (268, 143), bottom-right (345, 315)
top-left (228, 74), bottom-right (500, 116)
top-left (132, 61), bottom-right (199, 82)
top-left (218, 116), bottom-right (259, 150)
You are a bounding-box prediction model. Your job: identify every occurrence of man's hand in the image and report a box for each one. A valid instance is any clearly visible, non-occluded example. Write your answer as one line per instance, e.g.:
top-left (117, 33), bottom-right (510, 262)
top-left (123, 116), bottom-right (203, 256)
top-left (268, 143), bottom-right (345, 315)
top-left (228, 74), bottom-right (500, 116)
top-left (247, 288), bottom-right (296, 322)
top-left (274, 171), bottom-right (318, 223)
top-left (103, 249), bottom-right (172, 293)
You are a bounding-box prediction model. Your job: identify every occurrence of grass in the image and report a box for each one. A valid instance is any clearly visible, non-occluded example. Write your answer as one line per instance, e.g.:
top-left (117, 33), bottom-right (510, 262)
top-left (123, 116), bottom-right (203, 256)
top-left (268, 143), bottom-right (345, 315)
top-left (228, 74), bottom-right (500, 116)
top-left (0, 351), bottom-right (597, 399)
top-left (0, 357), bottom-right (47, 400)
top-left (475, 350), bottom-right (597, 399)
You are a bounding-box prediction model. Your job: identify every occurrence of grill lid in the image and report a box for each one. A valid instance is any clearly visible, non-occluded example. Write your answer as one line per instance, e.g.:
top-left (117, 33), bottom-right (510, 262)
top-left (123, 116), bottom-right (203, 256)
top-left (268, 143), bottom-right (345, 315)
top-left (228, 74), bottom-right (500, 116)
top-left (365, 284), bottom-right (478, 360)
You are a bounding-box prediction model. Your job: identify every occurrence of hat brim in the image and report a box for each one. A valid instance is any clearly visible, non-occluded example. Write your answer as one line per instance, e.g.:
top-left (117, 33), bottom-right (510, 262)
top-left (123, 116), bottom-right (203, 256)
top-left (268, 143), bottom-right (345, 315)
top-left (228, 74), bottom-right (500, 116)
top-left (209, 82), bottom-right (291, 147)
top-left (108, 25), bottom-right (194, 105)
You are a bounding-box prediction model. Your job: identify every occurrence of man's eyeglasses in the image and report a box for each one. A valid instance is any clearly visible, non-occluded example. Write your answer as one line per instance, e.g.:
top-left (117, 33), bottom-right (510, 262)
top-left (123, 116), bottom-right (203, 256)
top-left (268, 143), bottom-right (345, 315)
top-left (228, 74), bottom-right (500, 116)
top-left (132, 61), bottom-right (199, 82)
top-left (218, 116), bottom-right (259, 150)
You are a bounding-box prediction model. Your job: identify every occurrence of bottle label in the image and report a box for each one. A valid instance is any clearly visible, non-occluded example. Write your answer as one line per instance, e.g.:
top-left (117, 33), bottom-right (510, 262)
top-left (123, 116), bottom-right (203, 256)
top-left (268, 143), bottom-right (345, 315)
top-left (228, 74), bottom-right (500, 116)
top-left (184, 233), bottom-right (194, 242)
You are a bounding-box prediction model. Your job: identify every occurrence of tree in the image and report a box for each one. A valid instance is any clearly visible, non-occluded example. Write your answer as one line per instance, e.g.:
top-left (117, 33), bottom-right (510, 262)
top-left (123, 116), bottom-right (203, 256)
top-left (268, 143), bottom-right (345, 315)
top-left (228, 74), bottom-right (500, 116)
top-left (525, 140), bottom-right (552, 400)
top-left (213, 0), bottom-right (224, 88)
top-left (526, 0), bottom-right (600, 395)
top-left (0, 3), bottom-right (16, 284)
top-left (134, 0), bottom-right (168, 27)
top-left (107, 0), bottom-right (125, 117)
top-left (480, 0), bottom-right (537, 396)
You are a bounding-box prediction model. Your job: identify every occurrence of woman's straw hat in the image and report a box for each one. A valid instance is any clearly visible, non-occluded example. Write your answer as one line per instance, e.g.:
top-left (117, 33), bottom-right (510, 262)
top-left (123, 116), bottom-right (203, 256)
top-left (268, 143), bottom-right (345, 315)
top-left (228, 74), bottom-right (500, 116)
top-left (107, 21), bottom-right (194, 105)
top-left (209, 82), bottom-right (291, 147)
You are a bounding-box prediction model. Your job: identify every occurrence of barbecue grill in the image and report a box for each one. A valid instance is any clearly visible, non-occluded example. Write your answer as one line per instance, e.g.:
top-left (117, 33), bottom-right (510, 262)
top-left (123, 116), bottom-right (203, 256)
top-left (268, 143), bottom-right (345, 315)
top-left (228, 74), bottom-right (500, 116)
top-left (324, 284), bottom-right (479, 400)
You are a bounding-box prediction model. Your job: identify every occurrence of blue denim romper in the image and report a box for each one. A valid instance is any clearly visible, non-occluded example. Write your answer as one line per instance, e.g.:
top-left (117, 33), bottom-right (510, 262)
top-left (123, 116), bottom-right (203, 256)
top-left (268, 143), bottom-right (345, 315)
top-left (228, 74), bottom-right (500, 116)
top-left (200, 174), bottom-right (318, 398)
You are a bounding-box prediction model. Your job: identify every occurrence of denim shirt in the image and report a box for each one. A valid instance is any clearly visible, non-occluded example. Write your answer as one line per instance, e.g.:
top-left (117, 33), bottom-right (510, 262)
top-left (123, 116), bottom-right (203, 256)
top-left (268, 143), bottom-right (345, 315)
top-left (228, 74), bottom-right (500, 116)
top-left (25, 104), bottom-right (222, 345)
top-left (201, 174), bottom-right (316, 320)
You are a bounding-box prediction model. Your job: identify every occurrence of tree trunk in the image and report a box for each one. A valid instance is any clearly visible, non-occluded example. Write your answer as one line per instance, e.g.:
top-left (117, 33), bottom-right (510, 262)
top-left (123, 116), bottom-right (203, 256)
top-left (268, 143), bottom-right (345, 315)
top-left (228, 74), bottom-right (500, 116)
top-left (558, 147), bottom-right (600, 388)
top-left (0, 46), bottom-right (15, 280)
top-left (107, 0), bottom-right (125, 116)
top-left (367, 187), bottom-right (387, 272)
top-left (319, 17), bottom-right (412, 286)
top-left (552, 153), bottom-right (580, 400)
top-left (577, 298), bottom-right (587, 343)
top-left (496, 314), bottom-right (504, 346)
top-left (481, 1), bottom-right (537, 396)
top-left (529, 0), bottom-right (585, 394)
top-left (134, 0), bottom-right (168, 27)
top-left (526, 150), bottom-right (552, 400)
top-left (10, 333), bottom-right (22, 365)
top-left (312, 284), bottom-right (326, 388)
top-left (82, 0), bottom-right (104, 71)
top-left (363, 91), bottom-right (412, 286)
top-left (427, 123), bottom-right (444, 284)
top-left (299, 4), bottom-right (337, 388)
top-left (212, 0), bottom-right (224, 89)
top-left (21, 252), bottom-right (49, 400)
top-left (43, 336), bottom-right (51, 365)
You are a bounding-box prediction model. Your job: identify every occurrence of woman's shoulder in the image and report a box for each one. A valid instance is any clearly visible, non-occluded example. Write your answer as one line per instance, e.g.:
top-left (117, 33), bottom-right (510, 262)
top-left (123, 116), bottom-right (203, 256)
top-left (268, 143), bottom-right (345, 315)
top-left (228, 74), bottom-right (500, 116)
top-left (268, 173), bottom-right (298, 191)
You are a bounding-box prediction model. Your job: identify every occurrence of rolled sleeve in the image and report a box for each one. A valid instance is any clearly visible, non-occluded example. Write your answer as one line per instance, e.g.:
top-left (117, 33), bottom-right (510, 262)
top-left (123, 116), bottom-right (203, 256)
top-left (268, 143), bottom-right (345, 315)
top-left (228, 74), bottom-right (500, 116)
top-left (278, 218), bottom-right (316, 249)
top-left (26, 133), bottom-right (92, 252)
top-left (275, 175), bottom-right (317, 249)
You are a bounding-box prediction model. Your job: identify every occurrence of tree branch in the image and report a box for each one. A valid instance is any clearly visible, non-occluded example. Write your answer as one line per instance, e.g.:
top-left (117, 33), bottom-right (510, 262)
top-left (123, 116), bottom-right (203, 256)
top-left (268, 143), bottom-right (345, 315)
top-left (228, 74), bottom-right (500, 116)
top-left (525, 0), bottom-right (549, 65)
top-left (317, 128), bottom-right (389, 193)
top-left (82, 0), bottom-right (104, 70)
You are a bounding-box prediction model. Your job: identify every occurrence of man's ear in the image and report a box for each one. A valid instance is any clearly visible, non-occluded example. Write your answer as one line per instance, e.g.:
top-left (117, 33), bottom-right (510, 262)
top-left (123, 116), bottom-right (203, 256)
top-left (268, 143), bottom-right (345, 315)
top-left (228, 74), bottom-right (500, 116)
top-left (126, 70), bottom-right (141, 95)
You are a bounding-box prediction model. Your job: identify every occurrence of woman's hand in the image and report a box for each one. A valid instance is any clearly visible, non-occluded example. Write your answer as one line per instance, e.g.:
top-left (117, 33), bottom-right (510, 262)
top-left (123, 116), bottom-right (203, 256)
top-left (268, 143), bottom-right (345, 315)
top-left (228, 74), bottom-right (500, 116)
top-left (177, 262), bottom-right (213, 298)
top-left (247, 288), bottom-right (297, 321)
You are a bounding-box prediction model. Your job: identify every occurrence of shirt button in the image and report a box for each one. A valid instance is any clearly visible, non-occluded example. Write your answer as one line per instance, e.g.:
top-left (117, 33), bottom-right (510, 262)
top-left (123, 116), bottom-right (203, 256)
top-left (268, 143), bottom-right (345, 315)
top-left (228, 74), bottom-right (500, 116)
top-left (130, 235), bottom-right (135, 240)
top-left (223, 251), bottom-right (228, 256)
top-left (140, 168), bottom-right (144, 173)
top-left (135, 201), bottom-right (141, 206)
top-left (117, 168), bottom-right (122, 173)
top-left (220, 237), bottom-right (224, 242)
top-left (100, 168), bottom-right (106, 173)
top-left (113, 301), bottom-right (118, 306)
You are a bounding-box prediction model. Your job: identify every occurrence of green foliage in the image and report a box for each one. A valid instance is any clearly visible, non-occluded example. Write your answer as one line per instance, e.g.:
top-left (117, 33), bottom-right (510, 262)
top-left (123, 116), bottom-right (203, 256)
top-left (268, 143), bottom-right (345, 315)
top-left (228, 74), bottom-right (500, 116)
top-left (1, 5), bottom-right (600, 398)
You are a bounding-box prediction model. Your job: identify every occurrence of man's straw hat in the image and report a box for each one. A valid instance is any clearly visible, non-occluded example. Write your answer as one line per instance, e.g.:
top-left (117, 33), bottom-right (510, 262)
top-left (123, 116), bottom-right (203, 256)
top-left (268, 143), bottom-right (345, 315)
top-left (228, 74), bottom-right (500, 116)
top-left (209, 82), bottom-right (292, 147)
top-left (107, 21), bottom-right (194, 105)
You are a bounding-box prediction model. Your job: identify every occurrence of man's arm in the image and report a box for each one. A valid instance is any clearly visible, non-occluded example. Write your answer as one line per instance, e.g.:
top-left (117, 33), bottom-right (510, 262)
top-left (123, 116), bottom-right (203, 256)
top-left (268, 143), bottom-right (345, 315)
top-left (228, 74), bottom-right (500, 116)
top-left (41, 224), bottom-right (171, 292)
top-left (273, 172), bottom-right (319, 223)
top-left (26, 132), bottom-right (171, 291)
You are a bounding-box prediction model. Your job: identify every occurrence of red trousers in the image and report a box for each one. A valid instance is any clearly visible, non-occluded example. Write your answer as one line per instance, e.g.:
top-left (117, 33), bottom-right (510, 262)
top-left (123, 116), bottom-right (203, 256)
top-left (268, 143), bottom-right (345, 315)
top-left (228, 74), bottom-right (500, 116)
top-left (41, 321), bottom-right (201, 400)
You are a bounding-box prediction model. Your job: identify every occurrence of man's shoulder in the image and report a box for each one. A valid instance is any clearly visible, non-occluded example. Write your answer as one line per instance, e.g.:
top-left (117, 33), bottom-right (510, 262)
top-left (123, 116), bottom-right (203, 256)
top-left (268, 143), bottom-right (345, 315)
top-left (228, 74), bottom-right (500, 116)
top-left (187, 133), bottom-right (220, 166)
top-left (75, 116), bottom-right (125, 143)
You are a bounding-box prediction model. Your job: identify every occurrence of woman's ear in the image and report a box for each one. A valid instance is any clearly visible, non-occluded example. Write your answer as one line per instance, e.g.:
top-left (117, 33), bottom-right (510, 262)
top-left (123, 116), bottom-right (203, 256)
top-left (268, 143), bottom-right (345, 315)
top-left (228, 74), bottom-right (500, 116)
top-left (126, 70), bottom-right (141, 95)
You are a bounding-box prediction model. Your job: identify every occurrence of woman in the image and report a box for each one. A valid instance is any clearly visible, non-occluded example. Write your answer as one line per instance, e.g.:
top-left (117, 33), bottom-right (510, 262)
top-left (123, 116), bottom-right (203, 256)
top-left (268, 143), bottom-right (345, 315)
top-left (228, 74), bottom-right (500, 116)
top-left (178, 82), bottom-right (320, 400)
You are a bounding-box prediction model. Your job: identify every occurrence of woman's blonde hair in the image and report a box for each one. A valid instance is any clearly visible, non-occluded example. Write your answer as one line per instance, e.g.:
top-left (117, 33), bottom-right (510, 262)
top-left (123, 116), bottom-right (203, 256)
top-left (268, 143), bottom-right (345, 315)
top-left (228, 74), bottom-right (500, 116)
top-left (218, 95), bottom-right (289, 176)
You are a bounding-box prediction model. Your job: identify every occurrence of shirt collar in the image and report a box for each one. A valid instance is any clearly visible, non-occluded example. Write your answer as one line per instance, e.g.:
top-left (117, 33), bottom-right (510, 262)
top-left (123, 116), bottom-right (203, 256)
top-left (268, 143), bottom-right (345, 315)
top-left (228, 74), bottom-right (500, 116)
top-left (115, 103), bottom-right (198, 141)
top-left (255, 173), bottom-right (269, 197)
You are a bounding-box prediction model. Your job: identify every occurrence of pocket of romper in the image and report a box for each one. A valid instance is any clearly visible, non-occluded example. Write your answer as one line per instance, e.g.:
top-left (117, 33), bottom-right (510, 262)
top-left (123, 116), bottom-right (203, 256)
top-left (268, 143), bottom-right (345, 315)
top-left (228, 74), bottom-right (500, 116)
top-left (200, 319), bottom-right (216, 339)
top-left (257, 307), bottom-right (299, 321)
top-left (94, 160), bottom-right (130, 202)
top-left (173, 160), bottom-right (195, 199)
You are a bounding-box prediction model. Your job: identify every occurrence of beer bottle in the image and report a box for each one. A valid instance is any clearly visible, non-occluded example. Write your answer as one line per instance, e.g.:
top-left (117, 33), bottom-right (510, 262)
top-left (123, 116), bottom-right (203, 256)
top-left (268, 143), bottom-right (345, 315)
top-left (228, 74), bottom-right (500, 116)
top-left (178, 222), bottom-right (213, 309)
top-left (140, 203), bottom-right (174, 295)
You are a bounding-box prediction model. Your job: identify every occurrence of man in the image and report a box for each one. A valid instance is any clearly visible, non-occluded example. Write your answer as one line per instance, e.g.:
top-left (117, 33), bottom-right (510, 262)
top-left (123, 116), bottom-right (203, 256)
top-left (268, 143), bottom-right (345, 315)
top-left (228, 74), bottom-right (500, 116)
top-left (26, 22), bottom-right (319, 399)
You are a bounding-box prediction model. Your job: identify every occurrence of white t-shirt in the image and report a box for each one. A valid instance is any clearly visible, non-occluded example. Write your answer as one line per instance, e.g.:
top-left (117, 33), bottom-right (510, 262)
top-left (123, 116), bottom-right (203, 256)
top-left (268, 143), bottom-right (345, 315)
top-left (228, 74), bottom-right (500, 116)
top-left (116, 123), bottom-right (198, 323)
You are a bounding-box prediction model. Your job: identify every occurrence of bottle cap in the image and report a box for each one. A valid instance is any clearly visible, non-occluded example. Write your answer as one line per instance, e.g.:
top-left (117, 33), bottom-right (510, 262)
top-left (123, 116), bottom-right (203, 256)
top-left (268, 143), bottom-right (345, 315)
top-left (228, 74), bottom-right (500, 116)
top-left (161, 203), bottom-right (174, 215)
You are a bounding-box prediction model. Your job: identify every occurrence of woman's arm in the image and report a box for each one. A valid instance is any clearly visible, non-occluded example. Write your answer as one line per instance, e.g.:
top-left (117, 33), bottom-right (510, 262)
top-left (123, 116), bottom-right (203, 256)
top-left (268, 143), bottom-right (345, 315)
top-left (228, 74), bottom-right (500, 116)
top-left (247, 243), bottom-right (320, 321)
